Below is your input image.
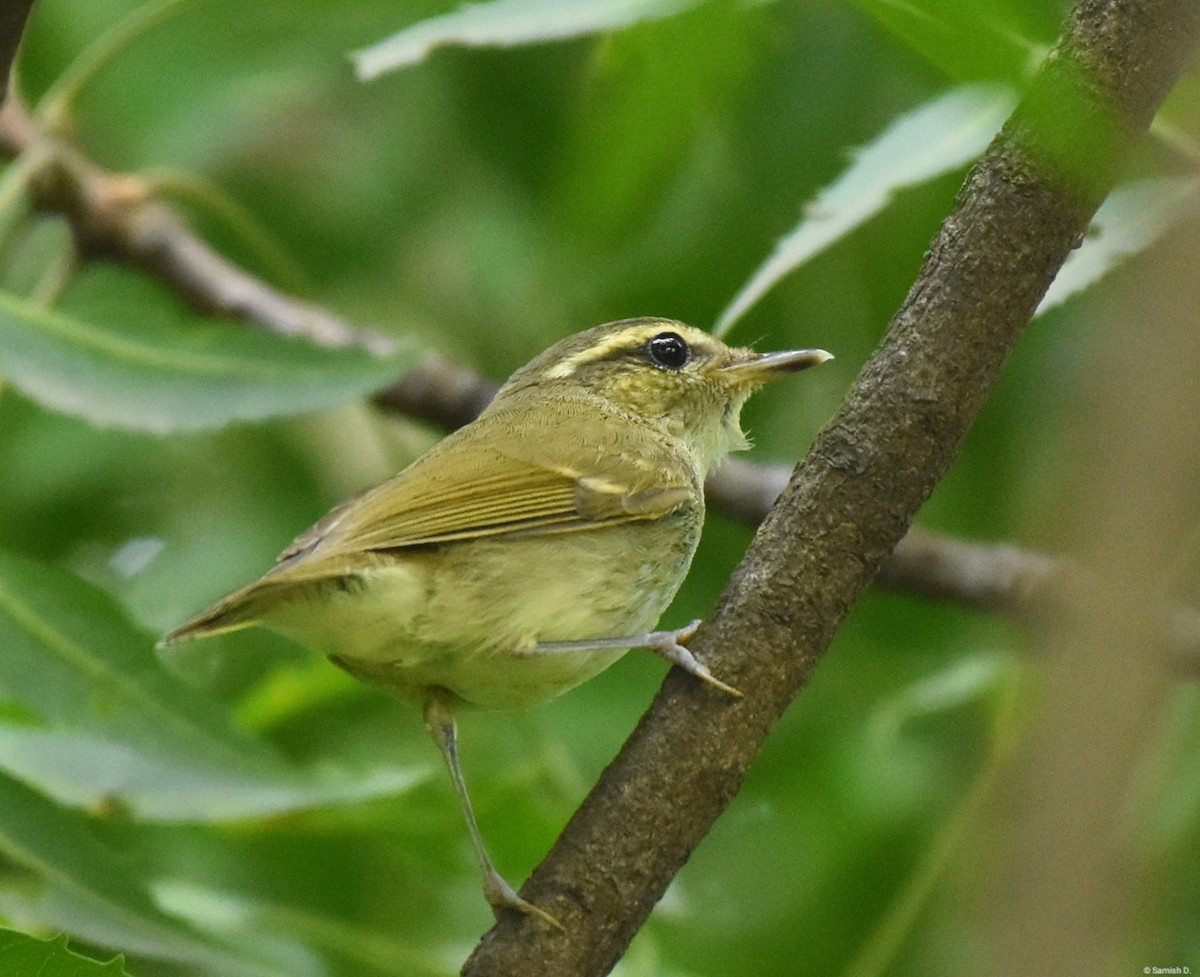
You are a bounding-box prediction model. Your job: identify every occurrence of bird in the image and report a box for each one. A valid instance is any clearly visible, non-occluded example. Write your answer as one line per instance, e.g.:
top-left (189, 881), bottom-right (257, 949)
top-left (161, 317), bottom-right (832, 926)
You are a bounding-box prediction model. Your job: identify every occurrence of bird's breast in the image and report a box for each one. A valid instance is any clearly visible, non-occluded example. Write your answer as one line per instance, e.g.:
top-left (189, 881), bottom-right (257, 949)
top-left (280, 510), bottom-right (703, 708)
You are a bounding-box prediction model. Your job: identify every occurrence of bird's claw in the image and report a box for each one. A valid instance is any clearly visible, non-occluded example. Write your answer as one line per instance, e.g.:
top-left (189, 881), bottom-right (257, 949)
top-left (644, 620), bottom-right (743, 698)
top-left (484, 870), bottom-right (564, 931)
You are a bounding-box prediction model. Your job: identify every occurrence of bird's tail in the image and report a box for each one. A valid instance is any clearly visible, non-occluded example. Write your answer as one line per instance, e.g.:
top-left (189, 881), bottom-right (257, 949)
top-left (157, 581), bottom-right (274, 648)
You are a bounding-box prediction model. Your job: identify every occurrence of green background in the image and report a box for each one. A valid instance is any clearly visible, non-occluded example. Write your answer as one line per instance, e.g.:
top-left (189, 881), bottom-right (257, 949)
top-left (1, 1), bottom-right (1198, 975)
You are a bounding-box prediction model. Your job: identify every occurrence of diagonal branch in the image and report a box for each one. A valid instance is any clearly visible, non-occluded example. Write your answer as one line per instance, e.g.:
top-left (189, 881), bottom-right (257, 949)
top-left (458, 1), bottom-right (1200, 974)
top-left (0, 94), bottom-right (396, 354)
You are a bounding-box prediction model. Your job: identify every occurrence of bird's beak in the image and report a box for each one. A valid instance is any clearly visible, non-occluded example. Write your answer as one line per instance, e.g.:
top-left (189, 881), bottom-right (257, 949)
top-left (718, 348), bottom-right (834, 386)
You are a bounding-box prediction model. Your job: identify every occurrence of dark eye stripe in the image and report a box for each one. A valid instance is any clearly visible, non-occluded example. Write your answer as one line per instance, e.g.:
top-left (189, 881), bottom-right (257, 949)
top-left (645, 332), bottom-right (690, 370)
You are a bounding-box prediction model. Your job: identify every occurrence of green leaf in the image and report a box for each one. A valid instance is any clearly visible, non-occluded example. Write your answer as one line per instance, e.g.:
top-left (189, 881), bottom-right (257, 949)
top-left (849, 0), bottom-right (1045, 82)
top-left (0, 773), bottom-right (311, 977)
top-left (0, 928), bottom-right (131, 977)
top-left (0, 265), bottom-right (416, 433)
top-left (0, 549), bottom-right (423, 822)
top-left (714, 84), bottom-right (1015, 336)
top-left (1037, 176), bottom-right (1200, 315)
top-left (351, 0), bottom-right (704, 79)
top-left (0, 726), bottom-right (424, 822)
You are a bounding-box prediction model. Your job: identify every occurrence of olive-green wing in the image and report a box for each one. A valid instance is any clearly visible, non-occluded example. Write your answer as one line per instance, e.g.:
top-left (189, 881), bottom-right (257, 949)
top-left (160, 402), bottom-right (696, 642)
top-left (267, 402), bottom-right (695, 584)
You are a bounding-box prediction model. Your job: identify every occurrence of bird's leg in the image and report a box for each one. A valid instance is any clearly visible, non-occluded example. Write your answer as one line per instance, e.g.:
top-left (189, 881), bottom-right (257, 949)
top-left (534, 619), bottom-right (742, 698)
top-left (422, 693), bottom-right (563, 930)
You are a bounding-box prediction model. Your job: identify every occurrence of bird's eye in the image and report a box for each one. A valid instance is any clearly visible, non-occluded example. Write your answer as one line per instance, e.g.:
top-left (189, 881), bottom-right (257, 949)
top-left (645, 332), bottom-right (691, 371)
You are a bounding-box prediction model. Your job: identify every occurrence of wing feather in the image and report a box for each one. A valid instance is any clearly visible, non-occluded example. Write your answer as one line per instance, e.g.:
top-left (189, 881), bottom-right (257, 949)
top-left (264, 399), bottom-right (697, 586)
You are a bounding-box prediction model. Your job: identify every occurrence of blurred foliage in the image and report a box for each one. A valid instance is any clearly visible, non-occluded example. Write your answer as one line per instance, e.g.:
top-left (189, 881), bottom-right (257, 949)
top-left (1, 1), bottom-right (1199, 976)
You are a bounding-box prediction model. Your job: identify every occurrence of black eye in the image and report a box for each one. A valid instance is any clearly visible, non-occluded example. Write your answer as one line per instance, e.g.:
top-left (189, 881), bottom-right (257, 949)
top-left (646, 332), bottom-right (691, 371)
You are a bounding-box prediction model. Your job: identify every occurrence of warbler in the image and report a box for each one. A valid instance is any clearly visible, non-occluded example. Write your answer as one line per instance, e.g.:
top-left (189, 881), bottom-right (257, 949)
top-left (162, 318), bottom-right (831, 927)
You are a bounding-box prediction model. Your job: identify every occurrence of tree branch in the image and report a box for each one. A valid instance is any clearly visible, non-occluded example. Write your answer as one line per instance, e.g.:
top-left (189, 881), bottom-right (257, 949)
top-left (0, 93), bottom-right (396, 354)
top-left (458, 1), bottom-right (1200, 974)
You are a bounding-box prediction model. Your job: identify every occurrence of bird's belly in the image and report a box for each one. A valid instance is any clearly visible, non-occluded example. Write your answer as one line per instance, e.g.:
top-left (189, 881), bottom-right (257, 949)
top-left (266, 519), bottom-right (699, 708)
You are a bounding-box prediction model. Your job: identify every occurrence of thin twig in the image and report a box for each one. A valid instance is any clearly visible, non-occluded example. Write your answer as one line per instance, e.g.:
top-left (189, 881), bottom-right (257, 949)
top-left (0, 94), bottom-right (394, 354)
top-left (0, 89), bottom-right (498, 406)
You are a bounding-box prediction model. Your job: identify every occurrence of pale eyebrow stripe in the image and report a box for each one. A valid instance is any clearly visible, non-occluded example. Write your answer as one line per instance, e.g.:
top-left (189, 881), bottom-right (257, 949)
top-left (542, 327), bottom-right (662, 379)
